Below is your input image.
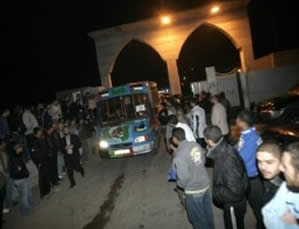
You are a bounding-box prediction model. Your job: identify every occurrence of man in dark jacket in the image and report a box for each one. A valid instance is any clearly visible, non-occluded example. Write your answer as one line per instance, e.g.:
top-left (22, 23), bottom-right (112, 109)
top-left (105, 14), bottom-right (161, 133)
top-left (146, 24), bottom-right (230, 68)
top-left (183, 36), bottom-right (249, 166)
top-left (62, 125), bottom-right (85, 188)
top-left (204, 125), bottom-right (248, 229)
top-left (256, 141), bottom-right (283, 229)
top-left (9, 143), bottom-right (32, 216)
top-left (31, 127), bottom-right (51, 199)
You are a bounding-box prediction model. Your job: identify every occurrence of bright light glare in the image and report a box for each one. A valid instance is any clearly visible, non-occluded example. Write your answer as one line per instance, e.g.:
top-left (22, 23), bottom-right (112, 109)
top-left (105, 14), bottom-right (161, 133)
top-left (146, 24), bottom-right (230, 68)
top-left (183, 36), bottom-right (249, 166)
top-left (99, 140), bottom-right (109, 149)
top-left (211, 6), bottom-right (220, 14)
top-left (161, 16), bottom-right (171, 25)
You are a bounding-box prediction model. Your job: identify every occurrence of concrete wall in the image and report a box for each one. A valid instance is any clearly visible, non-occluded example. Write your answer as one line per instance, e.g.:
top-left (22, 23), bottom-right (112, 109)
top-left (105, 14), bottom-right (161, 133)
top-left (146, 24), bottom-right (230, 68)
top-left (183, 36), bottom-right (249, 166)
top-left (247, 64), bottom-right (299, 103)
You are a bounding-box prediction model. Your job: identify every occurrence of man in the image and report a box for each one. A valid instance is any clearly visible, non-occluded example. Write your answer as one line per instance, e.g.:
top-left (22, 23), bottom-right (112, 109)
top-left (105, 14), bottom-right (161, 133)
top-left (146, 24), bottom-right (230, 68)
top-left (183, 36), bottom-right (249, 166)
top-left (210, 95), bottom-right (229, 136)
top-left (171, 127), bottom-right (214, 229)
top-left (257, 142), bottom-right (283, 207)
top-left (9, 143), bottom-right (32, 216)
top-left (61, 126), bottom-right (85, 188)
top-left (236, 110), bottom-right (264, 228)
top-left (0, 140), bottom-right (12, 215)
top-left (262, 142), bottom-right (299, 229)
top-left (57, 121), bottom-right (65, 180)
top-left (168, 115), bottom-right (196, 142)
top-left (0, 109), bottom-right (10, 141)
top-left (31, 127), bottom-right (51, 199)
top-left (22, 106), bottom-right (39, 136)
top-left (190, 99), bottom-right (207, 147)
top-left (204, 126), bottom-right (248, 229)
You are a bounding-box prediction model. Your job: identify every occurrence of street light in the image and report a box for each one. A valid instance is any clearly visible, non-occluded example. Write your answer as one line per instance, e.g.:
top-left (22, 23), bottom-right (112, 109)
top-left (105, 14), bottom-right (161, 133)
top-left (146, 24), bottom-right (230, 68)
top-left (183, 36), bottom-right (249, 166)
top-left (211, 6), bottom-right (220, 14)
top-left (161, 15), bottom-right (171, 25)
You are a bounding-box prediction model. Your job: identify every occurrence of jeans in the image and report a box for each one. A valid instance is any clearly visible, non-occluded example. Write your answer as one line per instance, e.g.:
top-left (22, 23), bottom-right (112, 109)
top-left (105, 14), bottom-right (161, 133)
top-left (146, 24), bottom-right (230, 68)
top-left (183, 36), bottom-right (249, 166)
top-left (185, 191), bottom-right (215, 229)
top-left (57, 152), bottom-right (65, 177)
top-left (4, 173), bottom-right (13, 209)
top-left (13, 178), bottom-right (32, 216)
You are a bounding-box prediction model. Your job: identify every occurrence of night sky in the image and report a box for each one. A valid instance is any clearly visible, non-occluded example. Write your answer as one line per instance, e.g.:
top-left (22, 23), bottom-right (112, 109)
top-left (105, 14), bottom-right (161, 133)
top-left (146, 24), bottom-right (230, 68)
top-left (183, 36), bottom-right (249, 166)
top-left (1, 0), bottom-right (298, 109)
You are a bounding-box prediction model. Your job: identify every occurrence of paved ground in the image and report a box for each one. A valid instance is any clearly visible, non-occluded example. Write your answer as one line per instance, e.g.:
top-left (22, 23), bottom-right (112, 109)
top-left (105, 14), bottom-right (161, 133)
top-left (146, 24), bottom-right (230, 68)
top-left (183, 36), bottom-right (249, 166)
top-left (4, 139), bottom-right (256, 229)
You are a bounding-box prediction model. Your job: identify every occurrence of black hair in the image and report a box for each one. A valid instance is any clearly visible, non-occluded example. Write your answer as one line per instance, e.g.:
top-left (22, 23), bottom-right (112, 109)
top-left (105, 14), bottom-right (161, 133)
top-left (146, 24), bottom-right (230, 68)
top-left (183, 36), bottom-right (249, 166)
top-left (237, 110), bottom-right (254, 127)
top-left (168, 115), bottom-right (178, 125)
top-left (258, 141), bottom-right (282, 159)
top-left (203, 126), bottom-right (223, 143)
top-left (172, 127), bottom-right (186, 141)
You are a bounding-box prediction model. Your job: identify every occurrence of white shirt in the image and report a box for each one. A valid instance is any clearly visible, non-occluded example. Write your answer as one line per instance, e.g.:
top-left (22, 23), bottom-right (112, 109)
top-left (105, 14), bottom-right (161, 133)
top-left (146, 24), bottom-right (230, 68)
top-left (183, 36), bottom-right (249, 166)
top-left (191, 105), bottom-right (207, 139)
top-left (211, 102), bottom-right (229, 135)
top-left (176, 122), bottom-right (196, 142)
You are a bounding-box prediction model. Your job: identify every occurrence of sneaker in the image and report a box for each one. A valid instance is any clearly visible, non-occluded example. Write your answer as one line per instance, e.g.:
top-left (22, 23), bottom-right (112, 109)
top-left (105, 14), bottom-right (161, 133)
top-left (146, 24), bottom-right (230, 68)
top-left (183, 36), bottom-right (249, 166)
top-left (3, 208), bottom-right (10, 214)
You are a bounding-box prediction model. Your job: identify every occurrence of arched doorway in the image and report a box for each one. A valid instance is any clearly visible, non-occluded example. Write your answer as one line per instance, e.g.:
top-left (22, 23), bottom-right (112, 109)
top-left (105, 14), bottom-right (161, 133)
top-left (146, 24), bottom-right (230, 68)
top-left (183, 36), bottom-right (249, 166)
top-left (111, 39), bottom-right (169, 89)
top-left (178, 23), bottom-right (241, 94)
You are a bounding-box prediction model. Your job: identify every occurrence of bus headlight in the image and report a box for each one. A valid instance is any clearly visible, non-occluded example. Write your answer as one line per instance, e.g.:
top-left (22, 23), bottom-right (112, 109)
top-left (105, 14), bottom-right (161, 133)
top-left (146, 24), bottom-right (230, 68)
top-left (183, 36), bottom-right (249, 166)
top-left (135, 135), bottom-right (148, 143)
top-left (99, 140), bottom-right (109, 149)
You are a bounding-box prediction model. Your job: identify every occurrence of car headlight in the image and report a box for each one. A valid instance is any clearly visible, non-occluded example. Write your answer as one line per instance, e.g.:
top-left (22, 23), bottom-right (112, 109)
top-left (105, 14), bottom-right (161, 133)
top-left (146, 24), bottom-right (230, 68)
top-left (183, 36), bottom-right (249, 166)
top-left (99, 140), bottom-right (109, 149)
top-left (135, 135), bottom-right (148, 143)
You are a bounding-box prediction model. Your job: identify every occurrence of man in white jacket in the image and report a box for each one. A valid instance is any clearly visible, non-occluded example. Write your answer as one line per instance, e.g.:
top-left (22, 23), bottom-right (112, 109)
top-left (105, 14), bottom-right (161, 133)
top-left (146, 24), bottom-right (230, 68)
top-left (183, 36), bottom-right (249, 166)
top-left (210, 95), bottom-right (229, 136)
top-left (22, 108), bottom-right (39, 136)
top-left (190, 99), bottom-right (207, 147)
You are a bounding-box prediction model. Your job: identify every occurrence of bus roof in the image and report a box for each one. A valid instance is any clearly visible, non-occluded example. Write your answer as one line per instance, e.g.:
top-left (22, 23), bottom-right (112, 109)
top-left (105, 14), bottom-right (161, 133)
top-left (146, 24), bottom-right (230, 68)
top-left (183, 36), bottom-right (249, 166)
top-left (96, 81), bottom-right (157, 101)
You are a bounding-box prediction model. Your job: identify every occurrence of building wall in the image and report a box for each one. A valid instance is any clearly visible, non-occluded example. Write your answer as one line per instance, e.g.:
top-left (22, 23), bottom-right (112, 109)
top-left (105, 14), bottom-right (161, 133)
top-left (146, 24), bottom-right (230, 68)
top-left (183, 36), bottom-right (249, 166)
top-left (247, 64), bottom-right (299, 103)
top-left (89, 1), bottom-right (275, 94)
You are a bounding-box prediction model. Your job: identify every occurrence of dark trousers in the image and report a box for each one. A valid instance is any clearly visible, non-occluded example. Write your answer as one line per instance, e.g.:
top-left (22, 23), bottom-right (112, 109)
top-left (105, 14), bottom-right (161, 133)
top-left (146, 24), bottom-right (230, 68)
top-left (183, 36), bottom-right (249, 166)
top-left (49, 154), bottom-right (58, 185)
top-left (248, 176), bottom-right (264, 229)
top-left (223, 201), bottom-right (246, 229)
top-left (0, 185), bottom-right (6, 229)
top-left (38, 164), bottom-right (51, 198)
top-left (65, 156), bottom-right (85, 186)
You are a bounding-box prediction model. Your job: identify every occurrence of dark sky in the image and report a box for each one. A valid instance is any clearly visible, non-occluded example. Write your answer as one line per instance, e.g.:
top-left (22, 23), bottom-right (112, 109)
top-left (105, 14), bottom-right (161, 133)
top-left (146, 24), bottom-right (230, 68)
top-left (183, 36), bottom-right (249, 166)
top-left (1, 0), bottom-right (298, 109)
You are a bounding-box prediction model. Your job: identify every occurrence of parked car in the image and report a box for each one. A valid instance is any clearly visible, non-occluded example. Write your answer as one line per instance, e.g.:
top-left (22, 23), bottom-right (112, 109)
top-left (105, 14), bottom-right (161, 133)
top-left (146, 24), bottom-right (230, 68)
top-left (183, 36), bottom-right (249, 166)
top-left (262, 109), bottom-right (299, 147)
top-left (256, 85), bottom-right (299, 121)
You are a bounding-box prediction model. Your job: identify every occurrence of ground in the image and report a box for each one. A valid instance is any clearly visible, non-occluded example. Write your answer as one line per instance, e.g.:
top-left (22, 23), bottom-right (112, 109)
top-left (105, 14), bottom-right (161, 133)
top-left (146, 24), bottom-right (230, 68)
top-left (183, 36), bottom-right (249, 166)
top-left (4, 139), bottom-right (256, 229)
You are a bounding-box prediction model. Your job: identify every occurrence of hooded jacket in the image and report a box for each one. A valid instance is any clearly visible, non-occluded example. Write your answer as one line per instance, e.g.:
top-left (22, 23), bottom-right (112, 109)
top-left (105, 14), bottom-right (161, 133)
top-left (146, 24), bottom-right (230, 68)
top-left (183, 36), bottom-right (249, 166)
top-left (9, 150), bottom-right (29, 180)
top-left (208, 138), bottom-right (248, 207)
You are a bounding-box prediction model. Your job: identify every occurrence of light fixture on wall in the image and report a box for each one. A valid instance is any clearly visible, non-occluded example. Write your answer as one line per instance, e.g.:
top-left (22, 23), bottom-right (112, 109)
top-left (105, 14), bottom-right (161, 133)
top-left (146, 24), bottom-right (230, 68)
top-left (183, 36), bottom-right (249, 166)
top-left (161, 15), bottom-right (171, 25)
top-left (211, 6), bottom-right (220, 14)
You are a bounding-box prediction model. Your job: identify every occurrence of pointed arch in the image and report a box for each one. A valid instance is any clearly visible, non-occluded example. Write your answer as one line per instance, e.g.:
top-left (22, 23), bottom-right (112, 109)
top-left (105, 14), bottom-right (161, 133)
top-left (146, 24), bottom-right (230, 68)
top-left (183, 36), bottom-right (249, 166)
top-left (177, 22), bottom-right (241, 92)
top-left (110, 39), bottom-right (169, 88)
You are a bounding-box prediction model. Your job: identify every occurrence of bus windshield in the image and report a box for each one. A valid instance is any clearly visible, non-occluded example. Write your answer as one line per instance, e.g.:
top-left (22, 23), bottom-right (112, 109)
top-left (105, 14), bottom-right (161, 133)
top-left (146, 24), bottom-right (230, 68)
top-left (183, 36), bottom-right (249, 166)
top-left (97, 93), bottom-right (151, 126)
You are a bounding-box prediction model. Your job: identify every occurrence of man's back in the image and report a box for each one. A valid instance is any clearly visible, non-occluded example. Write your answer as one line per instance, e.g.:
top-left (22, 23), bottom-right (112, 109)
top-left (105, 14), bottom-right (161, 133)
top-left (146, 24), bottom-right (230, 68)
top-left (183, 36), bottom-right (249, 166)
top-left (173, 140), bottom-right (209, 193)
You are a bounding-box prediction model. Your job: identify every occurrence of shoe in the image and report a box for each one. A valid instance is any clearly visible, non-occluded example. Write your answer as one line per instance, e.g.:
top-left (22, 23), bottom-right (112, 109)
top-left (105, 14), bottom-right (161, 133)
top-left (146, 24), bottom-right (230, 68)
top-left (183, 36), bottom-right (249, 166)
top-left (69, 183), bottom-right (76, 189)
top-left (58, 176), bottom-right (63, 181)
top-left (3, 208), bottom-right (10, 214)
top-left (81, 169), bottom-right (85, 177)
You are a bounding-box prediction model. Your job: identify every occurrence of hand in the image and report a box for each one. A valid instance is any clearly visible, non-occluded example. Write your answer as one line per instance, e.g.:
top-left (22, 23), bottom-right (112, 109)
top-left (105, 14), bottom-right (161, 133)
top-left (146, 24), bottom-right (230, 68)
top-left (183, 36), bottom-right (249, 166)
top-left (281, 211), bottom-right (297, 225)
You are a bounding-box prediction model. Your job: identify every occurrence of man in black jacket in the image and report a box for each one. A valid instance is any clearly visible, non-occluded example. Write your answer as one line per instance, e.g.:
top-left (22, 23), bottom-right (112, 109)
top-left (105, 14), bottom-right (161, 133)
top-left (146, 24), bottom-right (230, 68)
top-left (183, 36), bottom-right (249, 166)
top-left (62, 126), bottom-right (85, 188)
top-left (31, 127), bottom-right (51, 199)
top-left (204, 126), bottom-right (248, 229)
top-left (256, 142), bottom-right (283, 227)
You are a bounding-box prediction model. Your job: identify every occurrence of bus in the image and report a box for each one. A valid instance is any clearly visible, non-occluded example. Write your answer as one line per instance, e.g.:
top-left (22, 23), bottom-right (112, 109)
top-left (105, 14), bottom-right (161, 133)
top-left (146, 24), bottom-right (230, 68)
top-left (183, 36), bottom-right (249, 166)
top-left (96, 81), bottom-right (160, 158)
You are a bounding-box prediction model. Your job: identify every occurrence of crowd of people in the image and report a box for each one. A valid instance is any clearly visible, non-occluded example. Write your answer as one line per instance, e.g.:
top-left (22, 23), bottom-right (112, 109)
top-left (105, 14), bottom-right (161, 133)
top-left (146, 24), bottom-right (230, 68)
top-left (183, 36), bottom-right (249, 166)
top-left (161, 91), bottom-right (299, 229)
top-left (0, 93), bottom-right (97, 228)
top-left (1, 88), bottom-right (299, 229)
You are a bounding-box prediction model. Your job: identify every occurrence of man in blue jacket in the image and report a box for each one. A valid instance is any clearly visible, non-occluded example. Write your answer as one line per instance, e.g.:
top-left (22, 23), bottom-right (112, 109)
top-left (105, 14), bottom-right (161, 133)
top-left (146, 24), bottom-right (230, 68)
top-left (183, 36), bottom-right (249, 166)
top-left (236, 110), bottom-right (264, 229)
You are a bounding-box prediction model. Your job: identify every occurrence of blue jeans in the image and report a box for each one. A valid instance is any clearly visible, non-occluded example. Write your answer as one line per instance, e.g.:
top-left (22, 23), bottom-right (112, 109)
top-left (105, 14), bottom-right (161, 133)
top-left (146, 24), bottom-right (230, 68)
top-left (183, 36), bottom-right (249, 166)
top-left (13, 178), bottom-right (33, 216)
top-left (185, 191), bottom-right (215, 229)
